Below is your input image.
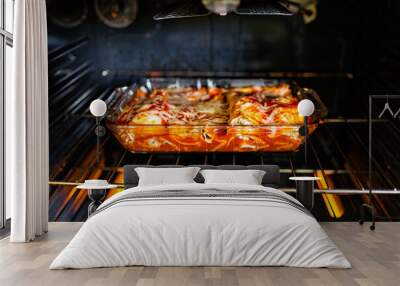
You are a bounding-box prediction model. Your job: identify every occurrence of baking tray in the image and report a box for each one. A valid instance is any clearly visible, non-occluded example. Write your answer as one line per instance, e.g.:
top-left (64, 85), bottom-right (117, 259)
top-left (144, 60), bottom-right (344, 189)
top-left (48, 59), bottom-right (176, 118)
top-left (106, 78), bottom-right (327, 153)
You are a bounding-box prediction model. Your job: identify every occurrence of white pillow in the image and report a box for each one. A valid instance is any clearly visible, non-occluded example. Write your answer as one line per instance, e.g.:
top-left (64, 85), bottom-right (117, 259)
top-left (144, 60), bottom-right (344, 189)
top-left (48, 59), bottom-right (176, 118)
top-left (200, 169), bottom-right (266, 185)
top-left (135, 167), bottom-right (200, 186)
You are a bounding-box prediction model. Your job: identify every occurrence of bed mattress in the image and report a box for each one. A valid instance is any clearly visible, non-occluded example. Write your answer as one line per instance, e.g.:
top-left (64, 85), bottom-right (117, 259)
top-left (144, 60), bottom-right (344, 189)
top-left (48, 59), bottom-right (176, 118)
top-left (50, 183), bottom-right (350, 269)
top-left (106, 79), bottom-right (326, 153)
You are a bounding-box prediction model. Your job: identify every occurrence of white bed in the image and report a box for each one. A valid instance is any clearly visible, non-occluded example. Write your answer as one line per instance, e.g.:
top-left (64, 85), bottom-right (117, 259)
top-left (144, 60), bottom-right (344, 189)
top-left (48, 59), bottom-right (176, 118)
top-left (50, 183), bottom-right (351, 269)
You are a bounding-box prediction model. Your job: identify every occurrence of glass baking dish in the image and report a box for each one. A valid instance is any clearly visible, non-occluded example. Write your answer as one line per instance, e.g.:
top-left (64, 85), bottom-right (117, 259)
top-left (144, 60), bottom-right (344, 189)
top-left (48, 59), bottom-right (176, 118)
top-left (106, 78), bottom-right (327, 153)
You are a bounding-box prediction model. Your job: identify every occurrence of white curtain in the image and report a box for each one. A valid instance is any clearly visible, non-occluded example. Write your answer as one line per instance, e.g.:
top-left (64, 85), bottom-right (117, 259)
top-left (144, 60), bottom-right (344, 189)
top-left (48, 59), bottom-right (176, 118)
top-left (8, 0), bottom-right (49, 242)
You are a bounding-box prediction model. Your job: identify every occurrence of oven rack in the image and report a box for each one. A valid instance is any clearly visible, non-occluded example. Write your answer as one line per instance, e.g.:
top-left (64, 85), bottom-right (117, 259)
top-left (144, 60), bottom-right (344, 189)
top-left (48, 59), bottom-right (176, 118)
top-left (48, 118), bottom-right (400, 222)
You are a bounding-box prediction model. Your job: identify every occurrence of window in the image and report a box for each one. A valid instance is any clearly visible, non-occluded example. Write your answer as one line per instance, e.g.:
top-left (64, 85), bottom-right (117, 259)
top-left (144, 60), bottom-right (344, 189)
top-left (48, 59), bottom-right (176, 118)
top-left (1, 0), bottom-right (14, 229)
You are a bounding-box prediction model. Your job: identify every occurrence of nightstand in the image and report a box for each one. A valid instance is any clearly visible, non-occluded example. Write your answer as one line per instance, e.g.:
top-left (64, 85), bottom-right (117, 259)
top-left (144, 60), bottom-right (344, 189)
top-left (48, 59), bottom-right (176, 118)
top-left (289, 177), bottom-right (320, 210)
top-left (77, 181), bottom-right (118, 216)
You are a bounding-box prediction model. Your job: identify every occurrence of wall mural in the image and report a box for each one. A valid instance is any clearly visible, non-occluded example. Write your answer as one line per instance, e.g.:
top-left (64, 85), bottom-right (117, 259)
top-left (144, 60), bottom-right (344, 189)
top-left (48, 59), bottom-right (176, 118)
top-left (47, 0), bottom-right (400, 222)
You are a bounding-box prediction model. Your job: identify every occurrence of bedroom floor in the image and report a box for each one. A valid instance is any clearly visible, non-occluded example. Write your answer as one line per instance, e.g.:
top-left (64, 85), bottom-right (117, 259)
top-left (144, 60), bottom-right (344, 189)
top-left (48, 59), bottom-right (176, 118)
top-left (0, 223), bottom-right (399, 286)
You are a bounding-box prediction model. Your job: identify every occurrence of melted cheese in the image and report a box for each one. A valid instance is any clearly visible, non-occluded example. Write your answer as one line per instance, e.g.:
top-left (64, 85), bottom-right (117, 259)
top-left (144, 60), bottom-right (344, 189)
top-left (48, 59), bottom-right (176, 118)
top-left (117, 83), bottom-right (303, 127)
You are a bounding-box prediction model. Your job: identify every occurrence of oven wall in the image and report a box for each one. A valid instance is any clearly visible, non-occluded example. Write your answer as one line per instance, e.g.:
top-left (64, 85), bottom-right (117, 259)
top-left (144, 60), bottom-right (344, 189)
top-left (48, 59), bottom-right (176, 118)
top-left (48, 0), bottom-right (400, 116)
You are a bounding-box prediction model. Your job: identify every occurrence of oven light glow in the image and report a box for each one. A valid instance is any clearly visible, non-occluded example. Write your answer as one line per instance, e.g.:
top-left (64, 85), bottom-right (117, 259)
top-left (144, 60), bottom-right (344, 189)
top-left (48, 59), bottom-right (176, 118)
top-left (202, 0), bottom-right (240, 16)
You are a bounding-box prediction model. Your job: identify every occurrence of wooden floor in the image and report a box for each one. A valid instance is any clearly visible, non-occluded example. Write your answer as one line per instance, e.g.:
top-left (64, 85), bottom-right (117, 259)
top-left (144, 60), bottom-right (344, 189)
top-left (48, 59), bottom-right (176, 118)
top-left (0, 222), bottom-right (399, 286)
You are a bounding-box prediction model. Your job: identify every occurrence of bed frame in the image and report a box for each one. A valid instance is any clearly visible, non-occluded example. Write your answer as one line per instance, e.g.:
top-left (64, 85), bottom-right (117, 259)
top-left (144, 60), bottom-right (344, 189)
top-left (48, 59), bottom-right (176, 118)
top-left (124, 165), bottom-right (280, 189)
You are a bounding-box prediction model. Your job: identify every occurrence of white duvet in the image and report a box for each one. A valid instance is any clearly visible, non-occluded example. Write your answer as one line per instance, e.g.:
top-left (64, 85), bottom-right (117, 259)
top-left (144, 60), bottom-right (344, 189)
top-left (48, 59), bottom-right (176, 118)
top-left (50, 183), bottom-right (351, 269)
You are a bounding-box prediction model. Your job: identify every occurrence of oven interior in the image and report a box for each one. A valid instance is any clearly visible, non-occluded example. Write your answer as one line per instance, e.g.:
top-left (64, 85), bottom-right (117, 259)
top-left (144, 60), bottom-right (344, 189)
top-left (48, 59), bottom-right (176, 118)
top-left (47, 0), bottom-right (400, 221)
